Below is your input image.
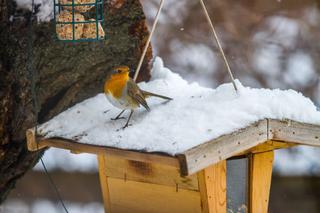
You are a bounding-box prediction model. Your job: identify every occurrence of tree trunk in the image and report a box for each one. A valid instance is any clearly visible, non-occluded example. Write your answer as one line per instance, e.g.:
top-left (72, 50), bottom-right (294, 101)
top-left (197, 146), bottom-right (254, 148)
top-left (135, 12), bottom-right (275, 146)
top-left (0, 0), bottom-right (152, 202)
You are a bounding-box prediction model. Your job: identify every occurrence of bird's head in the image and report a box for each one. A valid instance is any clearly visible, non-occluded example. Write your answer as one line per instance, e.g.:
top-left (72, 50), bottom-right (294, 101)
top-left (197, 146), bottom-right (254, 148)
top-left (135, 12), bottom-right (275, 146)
top-left (105, 66), bottom-right (132, 90)
top-left (110, 66), bottom-right (131, 78)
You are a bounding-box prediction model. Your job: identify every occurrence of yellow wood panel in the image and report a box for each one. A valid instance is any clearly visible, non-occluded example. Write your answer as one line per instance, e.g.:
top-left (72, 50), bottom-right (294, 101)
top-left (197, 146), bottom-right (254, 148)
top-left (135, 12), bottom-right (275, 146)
top-left (104, 155), bottom-right (199, 191)
top-left (197, 160), bottom-right (226, 213)
top-left (97, 155), bottom-right (112, 213)
top-left (108, 177), bottom-right (202, 213)
top-left (250, 151), bottom-right (274, 213)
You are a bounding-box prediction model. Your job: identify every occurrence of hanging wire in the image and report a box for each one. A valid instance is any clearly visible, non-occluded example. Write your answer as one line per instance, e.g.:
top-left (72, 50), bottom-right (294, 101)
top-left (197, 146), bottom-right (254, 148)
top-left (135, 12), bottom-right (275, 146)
top-left (133, 0), bottom-right (165, 82)
top-left (40, 158), bottom-right (70, 212)
top-left (27, 1), bottom-right (69, 212)
top-left (199, 0), bottom-right (238, 91)
top-left (134, 0), bottom-right (237, 91)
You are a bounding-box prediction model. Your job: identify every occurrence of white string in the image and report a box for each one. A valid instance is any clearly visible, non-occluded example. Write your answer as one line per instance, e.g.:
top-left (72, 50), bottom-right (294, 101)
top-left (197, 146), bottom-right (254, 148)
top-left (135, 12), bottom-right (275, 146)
top-left (133, 0), bottom-right (165, 82)
top-left (199, 0), bottom-right (238, 91)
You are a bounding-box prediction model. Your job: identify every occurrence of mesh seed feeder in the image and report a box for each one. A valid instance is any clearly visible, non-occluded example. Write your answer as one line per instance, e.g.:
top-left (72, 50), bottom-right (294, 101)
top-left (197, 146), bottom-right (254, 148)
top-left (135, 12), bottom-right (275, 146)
top-left (54, 0), bottom-right (105, 41)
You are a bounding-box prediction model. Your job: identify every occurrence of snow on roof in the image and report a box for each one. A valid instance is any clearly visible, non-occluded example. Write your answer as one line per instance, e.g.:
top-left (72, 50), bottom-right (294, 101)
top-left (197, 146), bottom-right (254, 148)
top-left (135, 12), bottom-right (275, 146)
top-left (38, 57), bottom-right (320, 155)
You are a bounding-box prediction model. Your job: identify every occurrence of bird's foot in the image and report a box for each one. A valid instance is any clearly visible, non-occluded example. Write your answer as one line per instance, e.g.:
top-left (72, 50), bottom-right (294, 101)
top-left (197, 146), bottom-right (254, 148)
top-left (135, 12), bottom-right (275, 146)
top-left (116, 123), bottom-right (132, 131)
top-left (111, 116), bottom-right (126, 121)
top-left (122, 123), bottom-right (132, 129)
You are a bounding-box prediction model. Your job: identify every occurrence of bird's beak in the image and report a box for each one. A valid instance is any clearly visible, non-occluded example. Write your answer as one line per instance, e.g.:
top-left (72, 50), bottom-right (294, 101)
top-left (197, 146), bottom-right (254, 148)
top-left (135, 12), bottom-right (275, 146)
top-left (129, 68), bottom-right (134, 73)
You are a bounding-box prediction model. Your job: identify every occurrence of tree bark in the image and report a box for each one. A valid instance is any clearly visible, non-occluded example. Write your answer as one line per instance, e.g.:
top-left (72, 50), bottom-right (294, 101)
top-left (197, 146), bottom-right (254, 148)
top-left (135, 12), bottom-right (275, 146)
top-left (0, 0), bottom-right (152, 202)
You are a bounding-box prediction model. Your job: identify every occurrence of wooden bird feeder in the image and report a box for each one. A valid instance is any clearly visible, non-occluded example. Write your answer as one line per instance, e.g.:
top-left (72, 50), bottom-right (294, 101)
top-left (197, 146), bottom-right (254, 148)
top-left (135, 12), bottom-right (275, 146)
top-left (26, 119), bottom-right (320, 213)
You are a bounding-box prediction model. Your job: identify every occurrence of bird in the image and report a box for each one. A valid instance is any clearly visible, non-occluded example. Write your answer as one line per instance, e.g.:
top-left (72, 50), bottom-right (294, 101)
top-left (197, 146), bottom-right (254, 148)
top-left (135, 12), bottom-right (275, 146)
top-left (104, 65), bottom-right (172, 129)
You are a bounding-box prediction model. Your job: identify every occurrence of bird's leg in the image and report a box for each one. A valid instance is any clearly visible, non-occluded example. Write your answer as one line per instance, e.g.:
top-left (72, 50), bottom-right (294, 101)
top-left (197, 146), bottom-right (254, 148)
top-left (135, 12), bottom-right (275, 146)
top-left (122, 110), bottom-right (134, 129)
top-left (111, 110), bottom-right (126, 120)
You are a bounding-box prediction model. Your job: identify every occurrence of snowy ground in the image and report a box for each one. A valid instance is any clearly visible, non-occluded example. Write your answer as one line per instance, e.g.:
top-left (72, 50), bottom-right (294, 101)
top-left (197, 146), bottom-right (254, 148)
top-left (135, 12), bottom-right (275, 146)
top-left (38, 57), bottom-right (320, 155)
top-left (1, 199), bottom-right (103, 213)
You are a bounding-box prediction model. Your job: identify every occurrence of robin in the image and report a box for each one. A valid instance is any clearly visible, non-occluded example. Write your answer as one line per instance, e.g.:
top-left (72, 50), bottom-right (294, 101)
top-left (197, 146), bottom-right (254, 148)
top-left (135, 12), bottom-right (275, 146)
top-left (104, 65), bottom-right (172, 129)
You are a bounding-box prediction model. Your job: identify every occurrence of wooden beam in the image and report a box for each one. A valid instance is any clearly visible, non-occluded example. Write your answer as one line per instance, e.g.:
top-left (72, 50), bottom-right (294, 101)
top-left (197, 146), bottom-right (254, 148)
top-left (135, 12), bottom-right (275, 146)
top-left (197, 161), bottom-right (226, 213)
top-left (249, 151), bottom-right (274, 213)
top-left (26, 129), bottom-right (180, 168)
top-left (26, 118), bottom-right (320, 177)
top-left (234, 140), bottom-right (296, 157)
top-left (26, 128), bottom-right (47, 151)
top-left (97, 154), bottom-right (112, 213)
top-left (178, 120), bottom-right (268, 176)
top-left (268, 119), bottom-right (320, 146)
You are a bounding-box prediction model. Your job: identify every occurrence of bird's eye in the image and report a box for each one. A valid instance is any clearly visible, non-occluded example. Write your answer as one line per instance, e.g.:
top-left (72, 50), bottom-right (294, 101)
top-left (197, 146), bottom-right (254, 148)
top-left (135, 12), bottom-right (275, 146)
top-left (117, 70), bottom-right (122, 74)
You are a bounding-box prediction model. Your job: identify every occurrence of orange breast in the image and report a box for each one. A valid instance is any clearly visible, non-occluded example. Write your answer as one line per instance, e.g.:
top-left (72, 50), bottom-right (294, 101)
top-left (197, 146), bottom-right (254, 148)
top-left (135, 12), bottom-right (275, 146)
top-left (104, 73), bottom-right (129, 98)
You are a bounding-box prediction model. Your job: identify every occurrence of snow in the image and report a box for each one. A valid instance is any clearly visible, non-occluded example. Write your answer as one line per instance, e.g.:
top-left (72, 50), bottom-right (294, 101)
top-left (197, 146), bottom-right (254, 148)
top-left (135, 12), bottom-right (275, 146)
top-left (33, 148), bottom-right (98, 172)
top-left (253, 43), bottom-right (282, 77)
top-left (284, 52), bottom-right (316, 86)
top-left (169, 41), bottom-right (218, 75)
top-left (274, 146), bottom-right (320, 176)
top-left (35, 145), bottom-right (320, 176)
top-left (38, 57), bottom-right (320, 155)
top-left (2, 199), bottom-right (103, 213)
top-left (15, 0), bottom-right (53, 22)
top-left (169, 40), bottom-right (218, 87)
top-left (252, 16), bottom-right (300, 49)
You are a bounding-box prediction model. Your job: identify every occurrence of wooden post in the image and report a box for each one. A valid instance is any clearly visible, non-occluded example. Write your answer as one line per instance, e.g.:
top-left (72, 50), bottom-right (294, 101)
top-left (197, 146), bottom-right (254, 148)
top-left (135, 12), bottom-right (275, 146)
top-left (249, 151), bottom-right (274, 213)
top-left (197, 160), bottom-right (227, 213)
top-left (97, 154), bottom-right (112, 213)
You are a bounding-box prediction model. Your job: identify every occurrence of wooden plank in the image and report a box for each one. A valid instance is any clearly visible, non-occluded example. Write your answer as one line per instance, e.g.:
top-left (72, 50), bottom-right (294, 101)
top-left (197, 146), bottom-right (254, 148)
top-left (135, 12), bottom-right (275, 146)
top-left (26, 128), bottom-right (180, 168)
top-left (178, 120), bottom-right (268, 176)
top-left (108, 177), bottom-right (202, 213)
top-left (104, 155), bottom-right (199, 191)
top-left (234, 140), bottom-right (296, 157)
top-left (27, 119), bottom-right (320, 178)
top-left (268, 119), bottom-right (320, 146)
top-left (97, 154), bottom-right (112, 213)
top-left (249, 140), bottom-right (296, 152)
top-left (249, 151), bottom-right (274, 213)
top-left (197, 161), bottom-right (226, 213)
top-left (26, 128), bottom-right (47, 151)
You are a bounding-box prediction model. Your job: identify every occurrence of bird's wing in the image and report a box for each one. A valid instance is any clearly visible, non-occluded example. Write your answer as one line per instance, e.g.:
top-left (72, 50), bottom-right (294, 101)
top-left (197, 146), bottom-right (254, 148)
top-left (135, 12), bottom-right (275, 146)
top-left (127, 79), bottom-right (150, 111)
top-left (141, 90), bottom-right (173, 100)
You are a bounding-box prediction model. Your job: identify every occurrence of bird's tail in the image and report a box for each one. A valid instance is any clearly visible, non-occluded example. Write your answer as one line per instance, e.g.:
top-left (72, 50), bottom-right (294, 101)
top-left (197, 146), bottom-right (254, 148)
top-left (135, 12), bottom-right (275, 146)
top-left (142, 90), bottom-right (173, 100)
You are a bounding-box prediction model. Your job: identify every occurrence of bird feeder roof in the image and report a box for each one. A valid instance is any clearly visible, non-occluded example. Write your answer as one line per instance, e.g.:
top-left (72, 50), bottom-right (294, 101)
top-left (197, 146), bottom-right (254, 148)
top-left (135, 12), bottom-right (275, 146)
top-left (26, 58), bottom-right (320, 176)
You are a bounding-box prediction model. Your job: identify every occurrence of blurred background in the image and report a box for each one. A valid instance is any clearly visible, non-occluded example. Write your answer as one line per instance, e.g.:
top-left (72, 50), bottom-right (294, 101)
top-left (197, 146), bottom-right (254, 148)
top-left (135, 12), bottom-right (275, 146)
top-left (2, 0), bottom-right (320, 212)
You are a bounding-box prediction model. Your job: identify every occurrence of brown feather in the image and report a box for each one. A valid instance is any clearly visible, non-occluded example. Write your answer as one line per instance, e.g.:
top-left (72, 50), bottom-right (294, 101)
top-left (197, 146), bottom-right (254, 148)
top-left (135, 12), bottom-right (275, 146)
top-left (141, 90), bottom-right (172, 100)
top-left (127, 79), bottom-right (150, 111)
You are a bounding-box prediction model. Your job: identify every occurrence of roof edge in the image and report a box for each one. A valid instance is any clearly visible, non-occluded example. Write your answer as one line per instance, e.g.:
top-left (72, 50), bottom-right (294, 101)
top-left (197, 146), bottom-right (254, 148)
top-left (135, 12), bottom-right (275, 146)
top-left (180, 119), bottom-right (268, 176)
